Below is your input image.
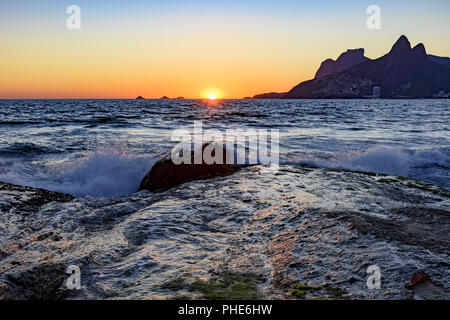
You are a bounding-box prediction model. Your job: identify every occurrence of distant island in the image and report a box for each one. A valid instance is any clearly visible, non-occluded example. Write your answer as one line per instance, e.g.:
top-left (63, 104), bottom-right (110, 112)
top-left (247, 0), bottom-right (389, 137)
top-left (253, 35), bottom-right (450, 99)
top-left (135, 96), bottom-right (187, 100)
top-left (136, 96), bottom-right (186, 100)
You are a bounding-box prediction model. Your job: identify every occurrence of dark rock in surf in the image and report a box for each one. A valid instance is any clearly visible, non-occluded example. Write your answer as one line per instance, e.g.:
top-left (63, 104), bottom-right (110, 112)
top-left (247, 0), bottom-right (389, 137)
top-left (136, 96), bottom-right (145, 100)
top-left (139, 143), bottom-right (240, 192)
top-left (406, 272), bottom-right (430, 289)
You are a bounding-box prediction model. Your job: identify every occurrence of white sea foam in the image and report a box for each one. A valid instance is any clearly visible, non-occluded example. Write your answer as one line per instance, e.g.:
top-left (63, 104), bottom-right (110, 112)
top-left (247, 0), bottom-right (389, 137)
top-left (284, 146), bottom-right (450, 181)
top-left (1, 145), bottom-right (448, 198)
top-left (0, 146), bottom-right (157, 198)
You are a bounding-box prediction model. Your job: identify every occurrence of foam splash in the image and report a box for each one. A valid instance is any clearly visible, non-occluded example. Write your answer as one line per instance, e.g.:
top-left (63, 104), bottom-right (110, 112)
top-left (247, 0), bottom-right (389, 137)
top-left (0, 146), bottom-right (158, 198)
top-left (323, 146), bottom-right (412, 176)
top-left (284, 146), bottom-right (450, 184)
top-left (1, 145), bottom-right (448, 198)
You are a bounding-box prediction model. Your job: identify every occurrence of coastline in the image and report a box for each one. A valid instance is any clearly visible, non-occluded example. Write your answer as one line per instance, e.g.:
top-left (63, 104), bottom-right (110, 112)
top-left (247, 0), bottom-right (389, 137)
top-left (1, 165), bottom-right (449, 300)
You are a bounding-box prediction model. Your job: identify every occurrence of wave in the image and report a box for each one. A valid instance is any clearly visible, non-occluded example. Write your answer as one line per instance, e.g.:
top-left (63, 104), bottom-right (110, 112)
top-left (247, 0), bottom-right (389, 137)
top-left (0, 145), bottom-right (158, 198)
top-left (283, 146), bottom-right (450, 186)
top-left (0, 142), bottom-right (61, 157)
top-left (1, 144), bottom-right (448, 198)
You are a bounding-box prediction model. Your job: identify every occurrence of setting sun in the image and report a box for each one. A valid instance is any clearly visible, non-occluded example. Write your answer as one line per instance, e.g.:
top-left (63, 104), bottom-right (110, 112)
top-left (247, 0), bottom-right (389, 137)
top-left (202, 88), bottom-right (223, 100)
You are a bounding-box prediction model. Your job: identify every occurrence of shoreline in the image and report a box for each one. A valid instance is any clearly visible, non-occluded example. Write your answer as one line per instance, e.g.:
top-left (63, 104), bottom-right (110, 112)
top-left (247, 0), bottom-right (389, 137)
top-left (1, 165), bottom-right (449, 300)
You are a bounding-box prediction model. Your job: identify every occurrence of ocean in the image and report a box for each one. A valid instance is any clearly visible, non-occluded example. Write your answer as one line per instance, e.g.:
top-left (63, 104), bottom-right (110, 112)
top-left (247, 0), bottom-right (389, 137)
top-left (0, 99), bottom-right (449, 197)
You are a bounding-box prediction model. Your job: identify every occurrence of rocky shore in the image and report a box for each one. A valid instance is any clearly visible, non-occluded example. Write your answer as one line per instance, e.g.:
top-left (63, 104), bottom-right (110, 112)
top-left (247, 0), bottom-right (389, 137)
top-left (0, 166), bottom-right (449, 300)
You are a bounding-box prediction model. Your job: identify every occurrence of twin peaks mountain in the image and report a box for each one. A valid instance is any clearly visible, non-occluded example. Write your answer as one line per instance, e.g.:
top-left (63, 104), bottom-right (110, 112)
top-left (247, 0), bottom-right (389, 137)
top-left (254, 36), bottom-right (450, 99)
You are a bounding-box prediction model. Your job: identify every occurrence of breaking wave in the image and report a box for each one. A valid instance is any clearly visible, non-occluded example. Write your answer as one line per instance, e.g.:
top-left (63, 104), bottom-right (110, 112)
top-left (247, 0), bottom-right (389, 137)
top-left (1, 145), bottom-right (449, 198)
top-left (0, 145), bottom-right (158, 198)
top-left (284, 146), bottom-right (450, 187)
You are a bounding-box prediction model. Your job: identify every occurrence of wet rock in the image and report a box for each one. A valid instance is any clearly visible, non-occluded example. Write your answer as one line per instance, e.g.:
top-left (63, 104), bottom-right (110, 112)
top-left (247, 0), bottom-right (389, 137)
top-left (347, 276), bottom-right (358, 284)
top-left (406, 272), bottom-right (430, 289)
top-left (0, 281), bottom-right (8, 300)
top-left (139, 143), bottom-right (240, 191)
top-left (0, 182), bottom-right (73, 215)
top-left (4, 262), bottom-right (67, 300)
top-left (1, 164), bottom-right (449, 299)
top-left (411, 272), bottom-right (430, 286)
top-left (411, 279), bottom-right (447, 300)
top-left (326, 207), bottom-right (450, 254)
top-left (1, 231), bottom-right (59, 257)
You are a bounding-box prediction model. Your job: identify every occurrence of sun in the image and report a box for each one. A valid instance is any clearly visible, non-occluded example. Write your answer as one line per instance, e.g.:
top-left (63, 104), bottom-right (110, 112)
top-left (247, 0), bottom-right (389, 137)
top-left (202, 88), bottom-right (223, 100)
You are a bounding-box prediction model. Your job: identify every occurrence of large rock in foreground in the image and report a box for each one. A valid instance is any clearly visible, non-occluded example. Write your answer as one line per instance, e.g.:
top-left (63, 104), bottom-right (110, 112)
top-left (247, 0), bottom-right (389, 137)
top-left (139, 144), bottom-right (240, 191)
top-left (1, 166), bottom-right (449, 299)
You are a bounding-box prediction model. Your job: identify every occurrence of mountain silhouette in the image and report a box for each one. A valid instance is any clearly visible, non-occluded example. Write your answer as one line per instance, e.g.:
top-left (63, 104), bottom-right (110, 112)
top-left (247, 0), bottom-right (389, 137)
top-left (254, 36), bottom-right (450, 99)
top-left (315, 49), bottom-right (369, 79)
top-left (428, 55), bottom-right (450, 69)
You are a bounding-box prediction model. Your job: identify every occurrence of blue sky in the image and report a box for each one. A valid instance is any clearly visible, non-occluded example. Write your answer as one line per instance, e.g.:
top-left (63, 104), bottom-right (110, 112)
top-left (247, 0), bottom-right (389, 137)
top-left (1, 0), bottom-right (449, 98)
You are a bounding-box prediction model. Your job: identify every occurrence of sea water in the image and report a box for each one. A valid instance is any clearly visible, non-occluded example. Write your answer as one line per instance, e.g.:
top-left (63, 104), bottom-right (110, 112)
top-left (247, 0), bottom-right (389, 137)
top-left (0, 99), bottom-right (448, 197)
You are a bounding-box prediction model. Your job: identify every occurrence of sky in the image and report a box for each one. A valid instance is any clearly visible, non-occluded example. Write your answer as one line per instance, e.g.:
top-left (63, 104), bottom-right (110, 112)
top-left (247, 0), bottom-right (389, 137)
top-left (0, 0), bottom-right (449, 99)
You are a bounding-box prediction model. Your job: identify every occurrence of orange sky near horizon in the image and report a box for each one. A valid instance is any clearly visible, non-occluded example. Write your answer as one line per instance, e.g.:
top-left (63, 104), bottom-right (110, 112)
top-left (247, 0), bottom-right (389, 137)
top-left (1, 1), bottom-right (449, 99)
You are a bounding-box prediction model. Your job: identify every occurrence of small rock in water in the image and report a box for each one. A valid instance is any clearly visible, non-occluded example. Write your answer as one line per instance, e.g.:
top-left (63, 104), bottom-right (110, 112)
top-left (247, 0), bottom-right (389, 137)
top-left (406, 272), bottom-right (430, 289)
